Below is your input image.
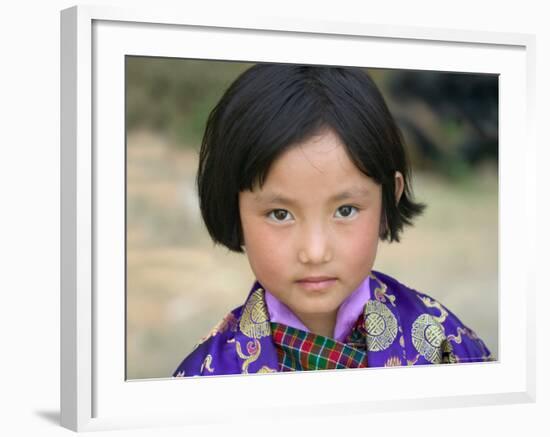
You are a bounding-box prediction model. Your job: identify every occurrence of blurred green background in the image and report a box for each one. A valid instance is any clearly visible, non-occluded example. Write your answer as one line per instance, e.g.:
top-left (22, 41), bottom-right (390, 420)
top-left (125, 57), bottom-right (498, 379)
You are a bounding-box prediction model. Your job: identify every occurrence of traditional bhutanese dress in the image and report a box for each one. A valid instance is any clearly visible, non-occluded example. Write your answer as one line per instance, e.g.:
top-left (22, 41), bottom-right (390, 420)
top-left (172, 270), bottom-right (494, 377)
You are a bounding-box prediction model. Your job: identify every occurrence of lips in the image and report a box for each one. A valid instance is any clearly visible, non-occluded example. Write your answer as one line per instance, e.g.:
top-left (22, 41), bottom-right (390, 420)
top-left (297, 276), bottom-right (336, 283)
top-left (295, 276), bottom-right (337, 291)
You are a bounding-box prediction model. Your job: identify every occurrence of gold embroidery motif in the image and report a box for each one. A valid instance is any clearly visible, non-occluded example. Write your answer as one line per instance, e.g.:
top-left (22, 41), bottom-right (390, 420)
top-left (447, 325), bottom-right (482, 344)
top-left (235, 339), bottom-right (262, 374)
top-left (407, 353), bottom-right (420, 365)
top-left (364, 300), bottom-right (398, 351)
top-left (447, 326), bottom-right (466, 344)
top-left (411, 313), bottom-right (446, 363)
top-left (195, 312), bottom-right (239, 349)
top-left (448, 327), bottom-right (493, 361)
top-left (239, 288), bottom-right (271, 339)
top-left (258, 366), bottom-right (277, 373)
top-left (384, 356), bottom-right (403, 367)
top-left (200, 354), bottom-right (215, 373)
top-left (416, 295), bottom-right (448, 323)
top-left (441, 339), bottom-right (458, 364)
top-left (370, 273), bottom-right (396, 307)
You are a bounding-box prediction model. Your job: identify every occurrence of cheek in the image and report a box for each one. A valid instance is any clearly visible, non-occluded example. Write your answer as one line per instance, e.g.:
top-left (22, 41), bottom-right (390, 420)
top-left (337, 216), bottom-right (380, 265)
top-left (242, 220), bottom-right (290, 276)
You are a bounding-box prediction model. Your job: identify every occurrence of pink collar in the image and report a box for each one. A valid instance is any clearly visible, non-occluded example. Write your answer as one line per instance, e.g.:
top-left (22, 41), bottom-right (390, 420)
top-left (264, 276), bottom-right (371, 342)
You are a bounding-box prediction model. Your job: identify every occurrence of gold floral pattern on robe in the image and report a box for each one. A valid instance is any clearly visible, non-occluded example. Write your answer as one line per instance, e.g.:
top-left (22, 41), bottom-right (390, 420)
top-left (411, 313), bottom-right (447, 363)
top-left (235, 339), bottom-right (262, 373)
top-left (364, 300), bottom-right (398, 352)
top-left (370, 273), bottom-right (397, 307)
top-left (384, 356), bottom-right (404, 367)
top-left (239, 288), bottom-right (271, 339)
top-left (200, 354), bottom-right (215, 373)
top-left (417, 294), bottom-right (448, 323)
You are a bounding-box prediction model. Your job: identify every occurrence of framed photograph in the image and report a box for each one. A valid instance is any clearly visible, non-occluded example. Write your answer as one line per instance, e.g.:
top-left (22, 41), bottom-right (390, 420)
top-left (60, 5), bottom-right (536, 432)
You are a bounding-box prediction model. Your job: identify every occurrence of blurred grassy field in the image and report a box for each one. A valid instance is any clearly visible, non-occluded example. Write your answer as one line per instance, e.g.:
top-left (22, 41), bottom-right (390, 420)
top-left (126, 129), bottom-right (498, 380)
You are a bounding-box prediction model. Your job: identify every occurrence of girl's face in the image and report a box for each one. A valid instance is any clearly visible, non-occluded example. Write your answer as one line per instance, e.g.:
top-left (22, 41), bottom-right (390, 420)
top-left (239, 129), bottom-right (387, 336)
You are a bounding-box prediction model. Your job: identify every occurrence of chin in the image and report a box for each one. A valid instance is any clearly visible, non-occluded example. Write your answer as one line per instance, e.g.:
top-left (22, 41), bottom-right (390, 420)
top-left (297, 300), bottom-right (340, 313)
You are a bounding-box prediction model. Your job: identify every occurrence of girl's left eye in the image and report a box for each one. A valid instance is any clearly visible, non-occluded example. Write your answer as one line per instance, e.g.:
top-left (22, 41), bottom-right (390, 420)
top-left (334, 205), bottom-right (358, 218)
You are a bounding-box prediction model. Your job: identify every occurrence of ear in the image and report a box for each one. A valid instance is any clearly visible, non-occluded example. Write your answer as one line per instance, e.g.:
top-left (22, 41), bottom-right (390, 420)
top-left (394, 171), bottom-right (404, 205)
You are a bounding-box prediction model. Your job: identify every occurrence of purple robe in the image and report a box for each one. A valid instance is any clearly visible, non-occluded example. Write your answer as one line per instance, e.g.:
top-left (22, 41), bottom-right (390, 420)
top-left (172, 271), bottom-right (493, 377)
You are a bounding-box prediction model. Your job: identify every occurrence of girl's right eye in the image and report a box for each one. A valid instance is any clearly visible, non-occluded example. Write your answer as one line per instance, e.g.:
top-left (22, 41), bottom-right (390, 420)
top-left (267, 209), bottom-right (293, 222)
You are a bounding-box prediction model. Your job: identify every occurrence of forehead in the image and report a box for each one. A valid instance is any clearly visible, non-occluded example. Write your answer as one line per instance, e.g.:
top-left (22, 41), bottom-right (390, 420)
top-left (254, 129), bottom-right (378, 200)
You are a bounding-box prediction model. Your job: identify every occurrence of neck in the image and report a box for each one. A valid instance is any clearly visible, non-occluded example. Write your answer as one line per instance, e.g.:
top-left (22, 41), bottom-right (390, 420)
top-left (295, 311), bottom-right (337, 338)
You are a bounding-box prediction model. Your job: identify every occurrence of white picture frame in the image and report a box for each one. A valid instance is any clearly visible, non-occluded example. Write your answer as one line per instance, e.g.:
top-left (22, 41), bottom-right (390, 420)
top-left (60, 4), bottom-right (536, 432)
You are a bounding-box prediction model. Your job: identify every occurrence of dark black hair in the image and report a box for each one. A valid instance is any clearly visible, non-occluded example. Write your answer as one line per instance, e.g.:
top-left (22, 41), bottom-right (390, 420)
top-left (197, 63), bottom-right (425, 252)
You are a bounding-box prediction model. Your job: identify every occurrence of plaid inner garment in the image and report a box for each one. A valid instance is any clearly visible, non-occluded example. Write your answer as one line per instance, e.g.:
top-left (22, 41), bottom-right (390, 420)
top-left (271, 315), bottom-right (368, 371)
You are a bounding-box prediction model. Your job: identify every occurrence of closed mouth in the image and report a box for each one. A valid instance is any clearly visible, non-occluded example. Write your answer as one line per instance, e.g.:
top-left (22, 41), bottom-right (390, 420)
top-left (297, 276), bottom-right (336, 283)
top-left (295, 276), bottom-right (337, 291)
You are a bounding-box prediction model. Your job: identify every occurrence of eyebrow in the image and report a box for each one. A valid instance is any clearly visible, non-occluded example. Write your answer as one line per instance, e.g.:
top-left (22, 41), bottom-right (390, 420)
top-left (255, 187), bottom-right (371, 206)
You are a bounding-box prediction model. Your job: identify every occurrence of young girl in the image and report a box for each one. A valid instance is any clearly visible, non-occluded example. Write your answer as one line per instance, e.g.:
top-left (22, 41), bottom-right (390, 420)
top-left (172, 63), bottom-right (493, 377)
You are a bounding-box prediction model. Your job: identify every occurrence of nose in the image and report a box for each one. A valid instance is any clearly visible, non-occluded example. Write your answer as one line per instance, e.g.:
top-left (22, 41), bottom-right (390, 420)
top-left (297, 223), bottom-right (332, 265)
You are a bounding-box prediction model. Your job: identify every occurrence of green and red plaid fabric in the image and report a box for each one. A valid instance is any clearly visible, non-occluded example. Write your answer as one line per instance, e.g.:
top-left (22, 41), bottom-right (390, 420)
top-left (271, 317), bottom-right (368, 371)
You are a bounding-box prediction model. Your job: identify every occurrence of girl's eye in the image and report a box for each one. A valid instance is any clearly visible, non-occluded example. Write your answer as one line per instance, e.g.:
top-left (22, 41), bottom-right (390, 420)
top-left (268, 209), bottom-right (293, 222)
top-left (335, 205), bottom-right (358, 218)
